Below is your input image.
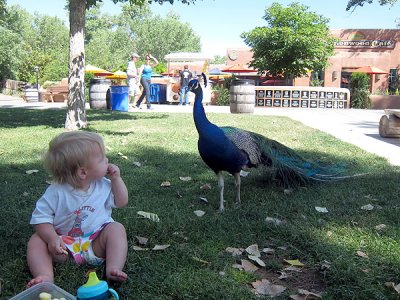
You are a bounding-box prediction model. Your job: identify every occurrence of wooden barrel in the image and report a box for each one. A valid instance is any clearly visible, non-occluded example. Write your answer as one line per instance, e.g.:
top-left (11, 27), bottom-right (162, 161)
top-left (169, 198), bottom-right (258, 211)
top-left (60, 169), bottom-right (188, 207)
top-left (89, 78), bottom-right (111, 109)
top-left (229, 79), bottom-right (255, 113)
top-left (24, 88), bottom-right (39, 102)
top-left (379, 114), bottom-right (400, 137)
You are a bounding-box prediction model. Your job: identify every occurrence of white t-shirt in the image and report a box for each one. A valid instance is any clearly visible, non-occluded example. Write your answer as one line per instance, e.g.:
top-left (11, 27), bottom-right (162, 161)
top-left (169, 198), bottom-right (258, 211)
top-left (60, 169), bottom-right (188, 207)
top-left (127, 60), bottom-right (139, 95)
top-left (30, 178), bottom-right (116, 237)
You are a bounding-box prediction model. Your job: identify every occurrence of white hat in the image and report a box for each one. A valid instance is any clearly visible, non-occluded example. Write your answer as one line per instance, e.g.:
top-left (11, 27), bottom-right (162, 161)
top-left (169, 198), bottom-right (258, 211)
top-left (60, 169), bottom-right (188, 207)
top-left (131, 52), bottom-right (140, 58)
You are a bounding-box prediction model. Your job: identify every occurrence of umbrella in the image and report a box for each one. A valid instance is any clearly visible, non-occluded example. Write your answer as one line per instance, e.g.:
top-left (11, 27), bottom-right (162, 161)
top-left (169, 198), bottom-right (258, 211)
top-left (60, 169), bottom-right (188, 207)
top-left (106, 70), bottom-right (127, 79)
top-left (85, 64), bottom-right (113, 76)
top-left (221, 63), bottom-right (254, 73)
top-left (353, 66), bottom-right (388, 74)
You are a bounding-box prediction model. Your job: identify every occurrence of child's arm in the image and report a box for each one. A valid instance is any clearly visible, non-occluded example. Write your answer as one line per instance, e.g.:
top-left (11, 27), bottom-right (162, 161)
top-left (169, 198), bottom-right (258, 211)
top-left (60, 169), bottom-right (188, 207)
top-left (35, 223), bottom-right (67, 255)
top-left (107, 163), bottom-right (129, 208)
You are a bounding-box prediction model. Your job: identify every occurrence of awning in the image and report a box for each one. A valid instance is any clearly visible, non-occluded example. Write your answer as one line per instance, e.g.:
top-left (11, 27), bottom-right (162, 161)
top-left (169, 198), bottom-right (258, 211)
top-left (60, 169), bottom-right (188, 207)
top-left (221, 63), bottom-right (254, 73)
top-left (353, 66), bottom-right (388, 74)
top-left (85, 65), bottom-right (113, 76)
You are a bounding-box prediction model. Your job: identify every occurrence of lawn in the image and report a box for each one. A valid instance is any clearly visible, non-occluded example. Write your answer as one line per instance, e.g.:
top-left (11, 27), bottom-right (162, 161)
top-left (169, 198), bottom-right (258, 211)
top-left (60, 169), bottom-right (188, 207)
top-left (0, 107), bottom-right (399, 299)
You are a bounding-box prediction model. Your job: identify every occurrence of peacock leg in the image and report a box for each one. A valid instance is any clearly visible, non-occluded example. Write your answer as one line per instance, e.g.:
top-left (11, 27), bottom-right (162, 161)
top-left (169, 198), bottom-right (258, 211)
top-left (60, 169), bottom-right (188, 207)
top-left (234, 172), bottom-right (241, 204)
top-left (217, 172), bottom-right (225, 212)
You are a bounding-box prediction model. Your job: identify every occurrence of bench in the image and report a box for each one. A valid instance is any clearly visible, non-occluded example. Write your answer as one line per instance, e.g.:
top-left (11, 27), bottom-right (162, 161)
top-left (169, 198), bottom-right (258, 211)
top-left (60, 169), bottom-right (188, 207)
top-left (41, 85), bottom-right (68, 102)
top-left (379, 109), bottom-right (400, 138)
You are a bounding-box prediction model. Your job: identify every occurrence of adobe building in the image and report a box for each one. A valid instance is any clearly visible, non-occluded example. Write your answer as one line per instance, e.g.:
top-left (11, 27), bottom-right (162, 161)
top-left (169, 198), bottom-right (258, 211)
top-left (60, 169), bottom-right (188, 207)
top-left (225, 29), bottom-right (400, 94)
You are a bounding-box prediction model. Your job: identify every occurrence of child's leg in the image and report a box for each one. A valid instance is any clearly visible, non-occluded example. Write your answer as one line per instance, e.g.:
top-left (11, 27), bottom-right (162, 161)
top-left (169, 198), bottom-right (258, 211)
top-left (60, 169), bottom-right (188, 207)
top-left (92, 222), bottom-right (128, 282)
top-left (26, 233), bottom-right (54, 287)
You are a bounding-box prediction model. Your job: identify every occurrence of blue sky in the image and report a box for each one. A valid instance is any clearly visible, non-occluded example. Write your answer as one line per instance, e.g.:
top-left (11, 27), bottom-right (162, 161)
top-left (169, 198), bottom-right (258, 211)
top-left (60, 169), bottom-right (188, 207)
top-left (7, 0), bottom-right (399, 56)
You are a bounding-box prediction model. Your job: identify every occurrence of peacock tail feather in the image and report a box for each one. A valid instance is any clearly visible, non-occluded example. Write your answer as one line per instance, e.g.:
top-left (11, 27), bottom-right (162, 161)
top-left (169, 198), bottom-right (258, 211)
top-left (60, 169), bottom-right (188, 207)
top-left (222, 126), bottom-right (345, 187)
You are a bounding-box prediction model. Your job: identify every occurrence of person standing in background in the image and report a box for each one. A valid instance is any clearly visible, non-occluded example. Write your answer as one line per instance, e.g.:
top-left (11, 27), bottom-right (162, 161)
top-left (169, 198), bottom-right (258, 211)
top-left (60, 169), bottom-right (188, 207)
top-left (136, 54), bottom-right (158, 110)
top-left (179, 65), bottom-right (192, 106)
top-left (127, 53), bottom-right (140, 109)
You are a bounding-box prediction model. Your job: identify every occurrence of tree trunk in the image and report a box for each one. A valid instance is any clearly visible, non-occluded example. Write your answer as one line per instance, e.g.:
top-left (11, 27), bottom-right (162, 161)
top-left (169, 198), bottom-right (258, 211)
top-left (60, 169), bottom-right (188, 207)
top-left (65, 0), bottom-right (87, 130)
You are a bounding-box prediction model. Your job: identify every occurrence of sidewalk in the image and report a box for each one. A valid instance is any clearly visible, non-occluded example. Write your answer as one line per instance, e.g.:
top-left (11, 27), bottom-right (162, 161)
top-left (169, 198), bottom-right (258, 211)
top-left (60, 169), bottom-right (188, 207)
top-left (1, 93), bottom-right (399, 166)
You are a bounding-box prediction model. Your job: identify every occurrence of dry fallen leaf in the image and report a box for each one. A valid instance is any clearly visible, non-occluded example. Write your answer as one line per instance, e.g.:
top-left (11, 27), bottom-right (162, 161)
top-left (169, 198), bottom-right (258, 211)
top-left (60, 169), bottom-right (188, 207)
top-left (132, 245), bottom-right (149, 251)
top-left (137, 211), bottom-right (160, 222)
top-left (192, 256), bottom-right (210, 264)
top-left (25, 169), bottom-right (39, 174)
top-left (194, 210), bottom-right (205, 217)
top-left (241, 259), bottom-right (259, 273)
top-left (161, 181), bottom-right (171, 187)
top-left (152, 244), bottom-right (170, 251)
top-left (284, 259), bottom-right (305, 267)
top-left (262, 247), bottom-right (275, 255)
top-left (278, 271), bottom-right (289, 279)
top-left (265, 217), bottom-right (284, 225)
top-left (199, 197), bottom-right (208, 204)
top-left (284, 188), bottom-right (293, 195)
top-left (245, 244), bottom-right (261, 257)
top-left (315, 206), bottom-right (328, 213)
top-left (297, 288), bottom-right (323, 298)
top-left (385, 282), bottom-right (400, 294)
top-left (117, 152), bottom-right (128, 159)
top-left (132, 161), bottom-right (141, 167)
top-left (361, 204), bottom-right (374, 211)
top-left (356, 250), bottom-right (368, 258)
top-left (284, 266), bottom-right (303, 272)
top-left (179, 176), bottom-right (192, 182)
top-left (225, 247), bottom-right (243, 256)
top-left (251, 279), bottom-right (286, 297)
top-left (248, 255), bottom-right (266, 267)
top-left (135, 236), bottom-right (148, 245)
top-left (375, 224), bottom-right (386, 231)
top-left (240, 170), bottom-right (249, 177)
top-left (200, 183), bottom-right (212, 190)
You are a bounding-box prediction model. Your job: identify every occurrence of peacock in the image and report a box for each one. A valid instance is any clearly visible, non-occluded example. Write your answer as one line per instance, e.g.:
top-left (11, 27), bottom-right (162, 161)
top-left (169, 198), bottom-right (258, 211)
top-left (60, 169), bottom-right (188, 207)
top-left (189, 74), bottom-right (354, 212)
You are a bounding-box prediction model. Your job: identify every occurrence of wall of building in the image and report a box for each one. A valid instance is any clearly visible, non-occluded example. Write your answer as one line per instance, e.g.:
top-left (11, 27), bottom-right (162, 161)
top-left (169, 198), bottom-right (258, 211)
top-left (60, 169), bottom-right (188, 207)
top-left (224, 29), bottom-right (400, 93)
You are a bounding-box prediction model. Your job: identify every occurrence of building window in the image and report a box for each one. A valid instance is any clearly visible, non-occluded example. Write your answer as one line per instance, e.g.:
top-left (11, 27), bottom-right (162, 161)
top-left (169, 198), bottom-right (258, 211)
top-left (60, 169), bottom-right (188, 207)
top-left (341, 71), bottom-right (351, 89)
top-left (389, 68), bottom-right (399, 94)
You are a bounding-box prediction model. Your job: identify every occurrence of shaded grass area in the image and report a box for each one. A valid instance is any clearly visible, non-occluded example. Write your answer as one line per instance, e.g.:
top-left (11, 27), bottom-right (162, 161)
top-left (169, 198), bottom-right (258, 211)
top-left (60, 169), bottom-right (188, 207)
top-left (0, 107), bottom-right (399, 299)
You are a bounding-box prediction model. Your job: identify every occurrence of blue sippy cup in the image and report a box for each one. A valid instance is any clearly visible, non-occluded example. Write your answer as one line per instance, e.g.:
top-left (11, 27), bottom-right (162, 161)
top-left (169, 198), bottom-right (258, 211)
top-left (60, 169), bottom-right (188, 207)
top-left (76, 272), bottom-right (119, 300)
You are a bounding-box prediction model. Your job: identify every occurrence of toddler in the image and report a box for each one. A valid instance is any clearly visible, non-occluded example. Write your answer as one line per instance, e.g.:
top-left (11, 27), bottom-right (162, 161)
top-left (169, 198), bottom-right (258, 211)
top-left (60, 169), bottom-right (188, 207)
top-left (27, 131), bottom-right (129, 287)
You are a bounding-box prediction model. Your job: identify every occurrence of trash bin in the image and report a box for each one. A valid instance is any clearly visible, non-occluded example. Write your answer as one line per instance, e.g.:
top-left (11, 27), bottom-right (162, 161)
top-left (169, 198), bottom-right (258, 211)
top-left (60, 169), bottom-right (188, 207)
top-left (110, 85), bottom-right (129, 112)
top-left (150, 84), bottom-right (167, 104)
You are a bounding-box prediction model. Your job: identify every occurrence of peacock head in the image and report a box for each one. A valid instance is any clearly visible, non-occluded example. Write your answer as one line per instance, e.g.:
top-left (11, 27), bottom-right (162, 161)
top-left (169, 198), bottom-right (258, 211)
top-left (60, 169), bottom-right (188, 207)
top-left (188, 79), bottom-right (201, 93)
top-left (188, 73), bottom-right (207, 94)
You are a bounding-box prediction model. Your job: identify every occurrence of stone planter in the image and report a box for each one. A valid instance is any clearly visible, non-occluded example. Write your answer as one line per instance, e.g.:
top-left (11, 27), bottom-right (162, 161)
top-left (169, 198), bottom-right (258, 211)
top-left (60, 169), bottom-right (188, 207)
top-left (370, 95), bottom-right (400, 109)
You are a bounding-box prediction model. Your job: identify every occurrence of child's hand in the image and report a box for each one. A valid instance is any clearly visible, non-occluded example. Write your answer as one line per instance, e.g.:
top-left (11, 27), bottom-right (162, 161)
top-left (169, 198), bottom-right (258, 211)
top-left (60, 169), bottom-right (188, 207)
top-left (48, 237), bottom-right (68, 256)
top-left (107, 163), bottom-right (121, 180)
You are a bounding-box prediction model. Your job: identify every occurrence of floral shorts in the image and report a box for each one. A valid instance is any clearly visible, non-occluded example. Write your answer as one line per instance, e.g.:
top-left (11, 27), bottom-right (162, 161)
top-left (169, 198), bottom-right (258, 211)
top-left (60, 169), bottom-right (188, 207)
top-left (61, 223), bottom-right (108, 266)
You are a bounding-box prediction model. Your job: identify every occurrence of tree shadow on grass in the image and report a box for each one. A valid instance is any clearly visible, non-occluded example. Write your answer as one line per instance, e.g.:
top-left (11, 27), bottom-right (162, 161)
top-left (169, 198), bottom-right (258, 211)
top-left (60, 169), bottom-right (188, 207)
top-left (0, 108), bottom-right (169, 129)
top-left (0, 140), bottom-right (399, 298)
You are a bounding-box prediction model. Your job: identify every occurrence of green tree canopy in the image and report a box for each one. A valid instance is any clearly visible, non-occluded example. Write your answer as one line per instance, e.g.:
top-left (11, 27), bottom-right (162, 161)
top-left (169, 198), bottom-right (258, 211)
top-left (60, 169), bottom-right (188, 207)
top-left (346, 0), bottom-right (398, 10)
top-left (241, 2), bottom-right (337, 80)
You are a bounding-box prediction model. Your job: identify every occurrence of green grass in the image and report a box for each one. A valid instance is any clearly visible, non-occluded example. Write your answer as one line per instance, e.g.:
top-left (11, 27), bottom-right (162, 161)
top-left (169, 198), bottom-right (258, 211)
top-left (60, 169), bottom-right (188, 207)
top-left (0, 107), bottom-right (399, 299)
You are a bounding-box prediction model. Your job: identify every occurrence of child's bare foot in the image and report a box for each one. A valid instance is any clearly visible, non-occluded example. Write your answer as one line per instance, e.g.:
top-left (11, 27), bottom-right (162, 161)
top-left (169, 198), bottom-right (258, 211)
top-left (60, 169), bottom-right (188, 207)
top-left (107, 269), bottom-right (127, 283)
top-left (27, 275), bottom-right (53, 288)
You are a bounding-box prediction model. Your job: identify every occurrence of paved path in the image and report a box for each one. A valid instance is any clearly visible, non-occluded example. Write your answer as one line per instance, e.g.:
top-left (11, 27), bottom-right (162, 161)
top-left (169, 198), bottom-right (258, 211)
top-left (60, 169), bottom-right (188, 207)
top-left (0, 94), bottom-right (399, 166)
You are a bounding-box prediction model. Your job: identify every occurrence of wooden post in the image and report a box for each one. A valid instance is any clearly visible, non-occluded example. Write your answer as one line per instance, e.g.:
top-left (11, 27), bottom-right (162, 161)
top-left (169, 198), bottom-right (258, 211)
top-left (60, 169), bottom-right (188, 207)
top-left (379, 114), bottom-right (400, 138)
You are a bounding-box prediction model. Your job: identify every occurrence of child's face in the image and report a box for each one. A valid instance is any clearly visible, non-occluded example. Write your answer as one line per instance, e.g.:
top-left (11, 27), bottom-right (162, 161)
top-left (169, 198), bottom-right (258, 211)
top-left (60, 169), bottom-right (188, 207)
top-left (87, 146), bottom-right (109, 180)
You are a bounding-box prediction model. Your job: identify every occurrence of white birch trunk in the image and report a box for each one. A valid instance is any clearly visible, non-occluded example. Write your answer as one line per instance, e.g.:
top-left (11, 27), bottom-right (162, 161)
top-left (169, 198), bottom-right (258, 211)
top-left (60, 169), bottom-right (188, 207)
top-left (65, 0), bottom-right (87, 130)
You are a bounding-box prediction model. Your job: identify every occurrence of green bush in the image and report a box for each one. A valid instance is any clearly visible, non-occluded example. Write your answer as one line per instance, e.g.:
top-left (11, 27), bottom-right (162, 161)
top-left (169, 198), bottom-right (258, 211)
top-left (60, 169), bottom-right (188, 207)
top-left (212, 85), bottom-right (230, 106)
top-left (350, 72), bottom-right (371, 108)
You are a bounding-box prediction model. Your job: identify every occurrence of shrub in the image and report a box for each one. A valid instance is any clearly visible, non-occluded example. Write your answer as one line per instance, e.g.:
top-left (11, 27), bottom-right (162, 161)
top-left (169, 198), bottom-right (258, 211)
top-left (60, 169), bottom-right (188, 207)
top-left (350, 72), bottom-right (371, 108)
top-left (212, 85), bottom-right (230, 106)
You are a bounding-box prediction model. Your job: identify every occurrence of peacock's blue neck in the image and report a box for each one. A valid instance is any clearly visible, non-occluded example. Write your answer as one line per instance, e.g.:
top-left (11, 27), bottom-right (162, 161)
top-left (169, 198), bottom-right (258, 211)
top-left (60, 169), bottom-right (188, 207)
top-left (193, 89), bottom-right (214, 133)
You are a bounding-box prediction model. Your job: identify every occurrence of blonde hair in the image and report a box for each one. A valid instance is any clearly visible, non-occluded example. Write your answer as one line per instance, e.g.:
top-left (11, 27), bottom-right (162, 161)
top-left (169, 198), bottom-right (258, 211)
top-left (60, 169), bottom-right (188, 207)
top-left (44, 131), bottom-right (105, 187)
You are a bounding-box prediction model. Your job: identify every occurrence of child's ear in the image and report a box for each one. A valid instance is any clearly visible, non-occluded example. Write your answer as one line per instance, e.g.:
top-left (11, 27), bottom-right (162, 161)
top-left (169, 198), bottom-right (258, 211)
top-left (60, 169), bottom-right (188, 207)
top-left (77, 167), bottom-right (87, 180)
